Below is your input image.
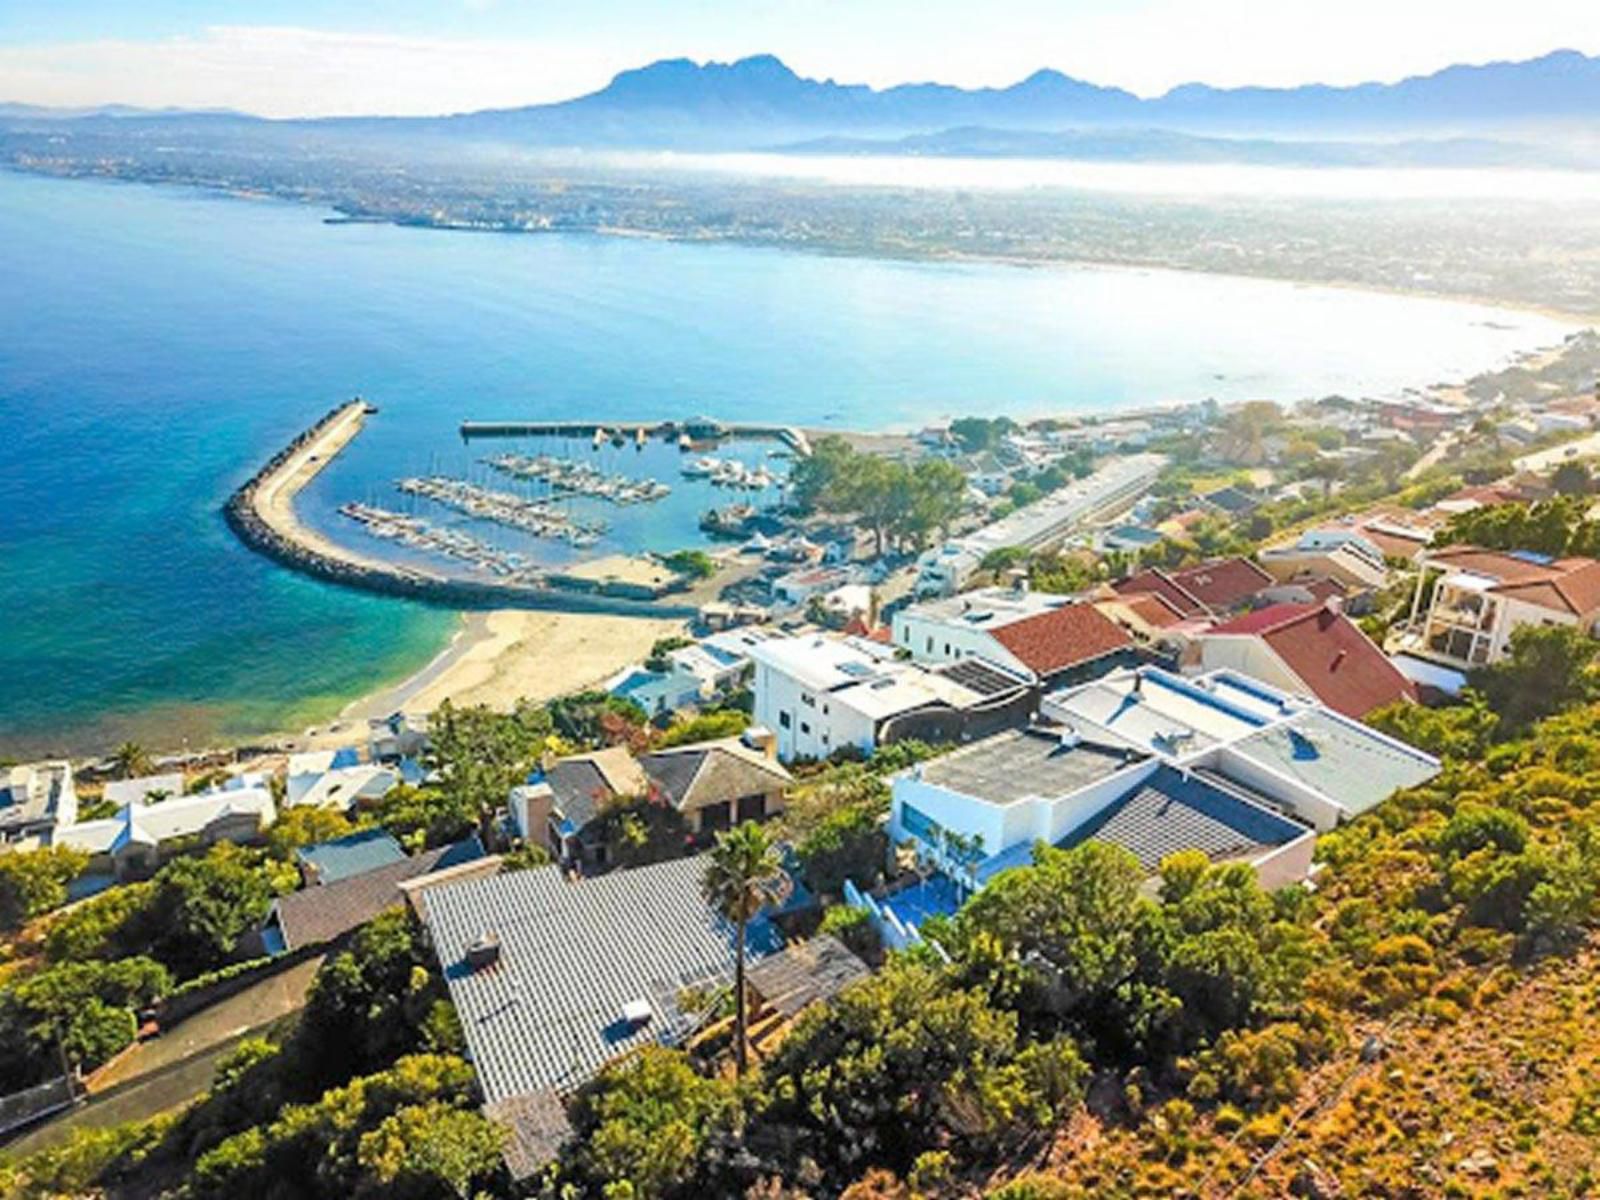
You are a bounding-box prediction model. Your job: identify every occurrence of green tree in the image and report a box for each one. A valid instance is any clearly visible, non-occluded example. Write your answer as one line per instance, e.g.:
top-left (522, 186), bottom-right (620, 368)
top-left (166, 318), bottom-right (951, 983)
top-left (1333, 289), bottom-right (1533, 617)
top-left (701, 821), bottom-right (786, 1076)
top-left (112, 742), bottom-right (152, 780)
top-left (1553, 460), bottom-right (1594, 496)
top-left (1472, 623), bottom-right (1600, 731)
top-left (0, 846), bottom-right (89, 930)
top-left (657, 708), bottom-right (750, 748)
top-left (267, 807), bottom-right (359, 858)
top-left (430, 699), bottom-right (555, 849)
top-left (758, 958), bottom-right (1086, 1184)
top-left (141, 845), bottom-right (274, 977)
top-left (563, 1047), bottom-right (736, 1200)
top-left (355, 1099), bottom-right (505, 1199)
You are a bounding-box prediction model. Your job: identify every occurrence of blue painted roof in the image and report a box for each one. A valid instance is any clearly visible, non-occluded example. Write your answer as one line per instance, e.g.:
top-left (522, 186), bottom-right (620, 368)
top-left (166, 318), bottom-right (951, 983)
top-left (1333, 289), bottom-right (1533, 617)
top-left (297, 827), bottom-right (407, 884)
top-left (330, 747), bottom-right (360, 769)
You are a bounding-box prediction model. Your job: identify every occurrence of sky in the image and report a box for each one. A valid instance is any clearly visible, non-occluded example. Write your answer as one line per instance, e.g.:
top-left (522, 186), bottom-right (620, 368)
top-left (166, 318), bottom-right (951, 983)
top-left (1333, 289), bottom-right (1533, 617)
top-left (2, 0), bottom-right (1598, 118)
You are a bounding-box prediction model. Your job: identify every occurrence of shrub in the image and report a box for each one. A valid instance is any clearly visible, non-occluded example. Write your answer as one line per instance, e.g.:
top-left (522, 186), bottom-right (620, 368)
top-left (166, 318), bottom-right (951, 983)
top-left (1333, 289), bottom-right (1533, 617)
top-left (0, 846), bottom-right (91, 930)
top-left (819, 904), bottom-right (881, 961)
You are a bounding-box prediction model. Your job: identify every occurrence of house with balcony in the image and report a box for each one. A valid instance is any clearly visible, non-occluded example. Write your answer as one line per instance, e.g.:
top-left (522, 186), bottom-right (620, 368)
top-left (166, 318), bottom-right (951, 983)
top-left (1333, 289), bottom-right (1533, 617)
top-left (1389, 545), bottom-right (1600, 673)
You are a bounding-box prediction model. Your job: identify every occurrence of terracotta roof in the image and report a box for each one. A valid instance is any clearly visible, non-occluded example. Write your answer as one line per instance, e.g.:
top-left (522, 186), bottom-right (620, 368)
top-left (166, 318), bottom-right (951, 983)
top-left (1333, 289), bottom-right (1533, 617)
top-left (989, 602), bottom-right (1132, 678)
top-left (1114, 557), bottom-right (1273, 618)
top-left (1206, 603), bottom-right (1416, 718)
top-left (1427, 546), bottom-right (1600, 615)
top-left (1114, 569), bottom-right (1207, 617)
top-left (1113, 591), bottom-right (1190, 629)
top-left (1168, 557), bottom-right (1275, 613)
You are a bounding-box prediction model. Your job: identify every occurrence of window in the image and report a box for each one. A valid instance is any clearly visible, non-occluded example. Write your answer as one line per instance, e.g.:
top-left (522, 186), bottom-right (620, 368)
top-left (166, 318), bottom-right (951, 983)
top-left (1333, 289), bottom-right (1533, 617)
top-left (779, 711), bottom-right (791, 729)
top-left (800, 722), bottom-right (811, 735)
top-left (801, 693), bottom-right (816, 708)
top-left (926, 637), bottom-right (933, 653)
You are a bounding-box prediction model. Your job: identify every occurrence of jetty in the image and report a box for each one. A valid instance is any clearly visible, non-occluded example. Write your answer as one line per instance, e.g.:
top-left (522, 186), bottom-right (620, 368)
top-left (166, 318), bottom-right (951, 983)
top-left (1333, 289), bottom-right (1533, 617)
top-left (223, 400), bottom-right (699, 617)
top-left (460, 418), bottom-right (812, 458)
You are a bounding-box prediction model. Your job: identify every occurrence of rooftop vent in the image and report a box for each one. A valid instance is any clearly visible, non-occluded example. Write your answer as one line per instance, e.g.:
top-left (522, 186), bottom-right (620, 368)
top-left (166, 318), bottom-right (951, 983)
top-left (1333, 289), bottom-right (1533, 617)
top-left (1057, 725), bottom-right (1081, 750)
top-left (621, 998), bottom-right (652, 1027)
top-left (465, 932), bottom-right (501, 971)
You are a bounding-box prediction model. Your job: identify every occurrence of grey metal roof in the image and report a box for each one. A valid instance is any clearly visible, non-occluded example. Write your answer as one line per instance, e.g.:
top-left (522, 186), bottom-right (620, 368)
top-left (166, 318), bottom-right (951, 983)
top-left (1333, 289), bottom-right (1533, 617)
top-left (1228, 710), bottom-right (1440, 818)
top-left (273, 836), bottom-right (484, 950)
top-left (296, 828), bottom-right (406, 885)
top-left (423, 854), bottom-right (783, 1103)
top-left (745, 935), bottom-right (869, 1019)
top-left (918, 727), bottom-right (1145, 807)
top-left (1056, 764), bottom-right (1308, 873)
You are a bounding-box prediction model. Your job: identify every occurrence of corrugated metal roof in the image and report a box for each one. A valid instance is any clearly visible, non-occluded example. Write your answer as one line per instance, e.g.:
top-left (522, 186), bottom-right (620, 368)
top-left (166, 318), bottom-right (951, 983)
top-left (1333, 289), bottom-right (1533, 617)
top-left (424, 855), bottom-right (782, 1103)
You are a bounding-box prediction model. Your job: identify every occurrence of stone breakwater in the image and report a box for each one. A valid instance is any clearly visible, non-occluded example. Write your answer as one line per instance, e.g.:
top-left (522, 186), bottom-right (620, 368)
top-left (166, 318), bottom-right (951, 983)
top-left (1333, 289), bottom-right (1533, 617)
top-left (223, 400), bottom-right (699, 619)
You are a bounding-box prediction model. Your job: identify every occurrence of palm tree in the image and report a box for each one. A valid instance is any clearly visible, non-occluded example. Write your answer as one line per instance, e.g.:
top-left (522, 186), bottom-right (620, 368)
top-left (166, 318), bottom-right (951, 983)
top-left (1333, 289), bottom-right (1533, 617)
top-left (701, 822), bottom-right (788, 1076)
top-left (112, 741), bottom-right (151, 780)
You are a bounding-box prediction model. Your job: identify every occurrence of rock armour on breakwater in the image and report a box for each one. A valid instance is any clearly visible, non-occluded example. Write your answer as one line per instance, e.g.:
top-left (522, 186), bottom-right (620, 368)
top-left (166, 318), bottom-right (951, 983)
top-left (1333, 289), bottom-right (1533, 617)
top-left (223, 401), bottom-right (699, 619)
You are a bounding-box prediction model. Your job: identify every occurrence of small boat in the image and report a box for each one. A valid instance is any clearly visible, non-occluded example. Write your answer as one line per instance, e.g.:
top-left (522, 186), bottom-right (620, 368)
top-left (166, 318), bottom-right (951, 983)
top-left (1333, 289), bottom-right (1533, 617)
top-left (677, 434), bottom-right (693, 450)
top-left (681, 456), bottom-right (719, 478)
top-left (636, 428), bottom-right (647, 447)
top-left (593, 428), bottom-right (606, 449)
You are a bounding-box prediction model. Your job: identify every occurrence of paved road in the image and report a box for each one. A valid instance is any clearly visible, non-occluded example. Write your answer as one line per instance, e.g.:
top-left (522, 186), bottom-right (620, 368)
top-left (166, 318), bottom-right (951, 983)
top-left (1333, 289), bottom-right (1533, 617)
top-left (1516, 430), bottom-right (1600, 473)
top-left (1, 954), bottom-right (324, 1160)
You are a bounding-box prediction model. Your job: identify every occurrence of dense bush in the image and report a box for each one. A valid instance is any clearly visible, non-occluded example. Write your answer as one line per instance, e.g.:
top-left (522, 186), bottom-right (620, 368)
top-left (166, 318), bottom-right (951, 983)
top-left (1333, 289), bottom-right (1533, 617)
top-left (0, 846), bottom-right (90, 930)
top-left (0, 957), bottom-right (171, 1086)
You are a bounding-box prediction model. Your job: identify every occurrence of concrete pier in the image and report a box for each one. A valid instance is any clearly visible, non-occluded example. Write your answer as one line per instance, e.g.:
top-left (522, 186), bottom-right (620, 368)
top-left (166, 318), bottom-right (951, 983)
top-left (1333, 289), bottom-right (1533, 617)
top-left (460, 418), bottom-right (811, 457)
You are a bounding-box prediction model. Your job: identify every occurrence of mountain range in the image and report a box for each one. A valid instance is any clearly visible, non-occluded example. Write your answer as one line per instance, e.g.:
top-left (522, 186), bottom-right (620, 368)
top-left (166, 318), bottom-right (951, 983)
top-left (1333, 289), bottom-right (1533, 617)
top-left (5, 48), bottom-right (1600, 154)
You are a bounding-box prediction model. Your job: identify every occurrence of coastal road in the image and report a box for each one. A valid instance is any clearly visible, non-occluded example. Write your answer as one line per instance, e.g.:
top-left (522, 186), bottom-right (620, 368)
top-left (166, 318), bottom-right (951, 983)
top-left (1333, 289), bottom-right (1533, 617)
top-left (1515, 430), bottom-right (1600, 473)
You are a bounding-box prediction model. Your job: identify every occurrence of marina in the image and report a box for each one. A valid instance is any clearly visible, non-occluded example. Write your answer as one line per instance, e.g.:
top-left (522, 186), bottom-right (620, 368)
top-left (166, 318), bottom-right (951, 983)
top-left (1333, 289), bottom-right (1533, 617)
top-left (479, 453), bottom-right (671, 505)
top-left (338, 502), bottom-right (548, 579)
top-left (680, 456), bottom-right (779, 489)
top-left (395, 475), bottom-right (606, 546)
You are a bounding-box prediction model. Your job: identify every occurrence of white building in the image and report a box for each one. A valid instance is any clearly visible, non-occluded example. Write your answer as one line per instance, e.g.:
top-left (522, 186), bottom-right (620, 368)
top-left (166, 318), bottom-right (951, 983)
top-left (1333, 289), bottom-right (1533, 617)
top-left (0, 761), bottom-right (78, 845)
top-left (56, 786), bottom-right (277, 879)
top-left (1388, 545), bottom-right (1600, 672)
top-left (914, 453), bottom-right (1165, 596)
top-left (608, 628), bottom-right (773, 717)
top-left (748, 633), bottom-right (1028, 763)
top-left (891, 585), bottom-right (1132, 685)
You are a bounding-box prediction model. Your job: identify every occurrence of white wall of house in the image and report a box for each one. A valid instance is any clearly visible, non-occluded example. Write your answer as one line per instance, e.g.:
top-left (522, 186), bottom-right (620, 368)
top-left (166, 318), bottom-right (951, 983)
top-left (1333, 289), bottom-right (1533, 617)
top-left (890, 612), bottom-right (1029, 676)
top-left (1203, 745), bottom-right (1346, 831)
top-left (1196, 636), bottom-right (1305, 697)
top-left (889, 758), bottom-right (1159, 863)
top-left (753, 660), bottom-right (878, 763)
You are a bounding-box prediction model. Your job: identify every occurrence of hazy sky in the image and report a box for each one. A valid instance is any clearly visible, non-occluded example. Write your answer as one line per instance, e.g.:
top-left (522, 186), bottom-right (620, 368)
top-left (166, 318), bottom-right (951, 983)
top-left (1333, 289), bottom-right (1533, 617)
top-left (2, 0), bottom-right (1598, 117)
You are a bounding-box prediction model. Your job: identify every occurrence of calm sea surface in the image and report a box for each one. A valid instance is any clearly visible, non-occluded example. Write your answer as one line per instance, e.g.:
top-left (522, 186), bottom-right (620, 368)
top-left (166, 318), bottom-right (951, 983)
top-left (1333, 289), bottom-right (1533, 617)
top-left (0, 169), bottom-right (1575, 756)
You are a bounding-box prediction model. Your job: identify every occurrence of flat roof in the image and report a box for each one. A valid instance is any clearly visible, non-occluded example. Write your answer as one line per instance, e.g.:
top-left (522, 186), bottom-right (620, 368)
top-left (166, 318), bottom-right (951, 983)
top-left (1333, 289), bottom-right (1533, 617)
top-left (1047, 668), bottom-right (1273, 755)
top-left (918, 727), bottom-right (1144, 807)
top-left (1228, 710), bottom-right (1439, 818)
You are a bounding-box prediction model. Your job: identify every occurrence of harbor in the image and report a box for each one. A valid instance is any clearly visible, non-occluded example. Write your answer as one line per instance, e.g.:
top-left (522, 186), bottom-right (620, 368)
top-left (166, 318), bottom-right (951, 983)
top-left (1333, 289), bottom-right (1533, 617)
top-left (480, 453), bottom-right (672, 505)
top-left (394, 476), bottom-right (607, 546)
top-left (224, 401), bottom-right (702, 617)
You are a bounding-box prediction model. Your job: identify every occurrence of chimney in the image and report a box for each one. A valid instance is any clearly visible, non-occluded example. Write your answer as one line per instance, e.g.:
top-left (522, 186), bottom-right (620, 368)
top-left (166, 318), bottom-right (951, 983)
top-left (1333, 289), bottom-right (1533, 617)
top-left (741, 726), bottom-right (778, 760)
top-left (1323, 594), bottom-right (1344, 615)
top-left (466, 932), bottom-right (501, 971)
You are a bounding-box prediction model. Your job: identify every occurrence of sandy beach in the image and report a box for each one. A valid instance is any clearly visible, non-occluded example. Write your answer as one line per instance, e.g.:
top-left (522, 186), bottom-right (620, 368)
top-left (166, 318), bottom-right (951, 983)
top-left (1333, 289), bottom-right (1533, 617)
top-left (318, 608), bottom-right (688, 729)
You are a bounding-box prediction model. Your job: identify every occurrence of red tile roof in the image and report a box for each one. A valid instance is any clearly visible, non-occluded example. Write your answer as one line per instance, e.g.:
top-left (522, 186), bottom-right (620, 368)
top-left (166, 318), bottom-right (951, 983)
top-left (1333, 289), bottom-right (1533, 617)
top-left (990, 603), bottom-right (1132, 679)
top-left (1114, 591), bottom-right (1190, 629)
top-left (1113, 557), bottom-right (1273, 618)
top-left (1207, 603), bottom-right (1416, 718)
top-left (1426, 546), bottom-right (1600, 616)
top-left (1169, 557), bottom-right (1275, 613)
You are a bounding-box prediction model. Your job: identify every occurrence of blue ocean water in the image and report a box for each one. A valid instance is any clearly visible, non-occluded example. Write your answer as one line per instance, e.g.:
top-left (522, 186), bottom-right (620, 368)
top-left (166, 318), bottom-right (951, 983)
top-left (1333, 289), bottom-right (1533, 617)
top-left (0, 169), bottom-right (1574, 756)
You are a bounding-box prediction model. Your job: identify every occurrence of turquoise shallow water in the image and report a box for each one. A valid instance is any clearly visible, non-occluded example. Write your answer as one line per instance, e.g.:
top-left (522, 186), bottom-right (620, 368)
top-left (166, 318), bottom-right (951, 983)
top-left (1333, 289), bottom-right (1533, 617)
top-left (0, 169), bottom-right (1574, 757)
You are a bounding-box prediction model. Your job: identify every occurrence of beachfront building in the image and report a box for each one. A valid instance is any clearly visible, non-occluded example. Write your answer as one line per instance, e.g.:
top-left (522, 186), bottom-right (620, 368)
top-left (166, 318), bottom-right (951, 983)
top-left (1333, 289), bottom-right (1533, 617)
top-left (891, 584), bottom-right (1134, 687)
top-left (607, 628), bottom-right (772, 717)
top-left (56, 785), bottom-right (277, 880)
top-left (102, 772), bottom-right (185, 809)
top-left (748, 633), bottom-right (1032, 763)
top-left (286, 749), bottom-right (399, 812)
top-left (1388, 545), bottom-right (1600, 673)
top-left (1195, 601), bottom-right (1417, 719)
top-left (0, 761), bottom-right (78, 846)
top-left (913, 453), bottom-right (1165, 597)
